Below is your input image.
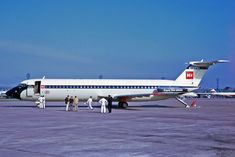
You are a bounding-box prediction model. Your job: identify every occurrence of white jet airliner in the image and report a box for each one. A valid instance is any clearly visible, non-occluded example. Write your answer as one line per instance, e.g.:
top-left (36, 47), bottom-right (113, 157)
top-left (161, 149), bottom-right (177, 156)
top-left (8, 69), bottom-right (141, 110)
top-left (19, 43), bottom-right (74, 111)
top-left (205, 89), bottom-right (235, 98)
top-left (6, 60), bottom-right (228, 108)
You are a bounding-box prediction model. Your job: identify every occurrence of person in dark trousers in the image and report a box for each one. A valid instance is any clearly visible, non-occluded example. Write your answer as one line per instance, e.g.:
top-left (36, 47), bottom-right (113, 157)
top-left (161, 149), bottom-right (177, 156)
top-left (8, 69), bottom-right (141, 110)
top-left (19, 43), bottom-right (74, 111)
top-left (65, 95), bottom-right (70, 111)
top-left (107, 95), bottom-right (113, 113)
top-left (69, 96), bottom-right (74, 111)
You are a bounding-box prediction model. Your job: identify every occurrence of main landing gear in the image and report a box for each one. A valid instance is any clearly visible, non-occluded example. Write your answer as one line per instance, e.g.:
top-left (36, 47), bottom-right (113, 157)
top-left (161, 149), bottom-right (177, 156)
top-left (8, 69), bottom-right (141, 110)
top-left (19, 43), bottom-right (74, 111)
top-left (118, 102), bottom-right (128, 108)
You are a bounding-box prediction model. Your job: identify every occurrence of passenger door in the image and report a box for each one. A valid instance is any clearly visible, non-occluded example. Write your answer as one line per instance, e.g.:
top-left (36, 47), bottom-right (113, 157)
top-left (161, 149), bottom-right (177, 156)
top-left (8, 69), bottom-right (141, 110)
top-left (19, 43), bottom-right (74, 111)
top-left (34, 81), bottom-right (41, 95)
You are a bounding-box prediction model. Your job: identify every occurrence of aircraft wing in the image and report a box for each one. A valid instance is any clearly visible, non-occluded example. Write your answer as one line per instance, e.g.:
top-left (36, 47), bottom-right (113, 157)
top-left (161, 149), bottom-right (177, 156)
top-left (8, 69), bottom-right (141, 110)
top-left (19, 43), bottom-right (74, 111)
top-left (179, 92), bottom-right (198, 98)
top-left (112, 93), bottom-right (152, 99)
top-left (97, 93), bottom-right (153, 103)
top-left (108, 88), bottom-right (189, 100)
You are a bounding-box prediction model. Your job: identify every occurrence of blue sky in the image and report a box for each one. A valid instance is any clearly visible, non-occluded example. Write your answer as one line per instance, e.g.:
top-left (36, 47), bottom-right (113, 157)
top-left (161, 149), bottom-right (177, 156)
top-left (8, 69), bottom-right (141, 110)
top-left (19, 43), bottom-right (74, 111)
top-left (0, 0), bottom-right (234, 88)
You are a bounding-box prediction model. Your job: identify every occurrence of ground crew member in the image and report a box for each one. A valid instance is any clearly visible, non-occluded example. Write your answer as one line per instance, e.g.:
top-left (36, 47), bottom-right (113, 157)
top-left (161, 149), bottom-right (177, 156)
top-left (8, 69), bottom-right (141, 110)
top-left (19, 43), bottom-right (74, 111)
top-left (42, 95), bottom-right (46, 109)
top-left (36, 95), bottom-right (43, 108)
top-left (69, 96), bottom-right (74, 111)
top-left (35, 96), bottom-right (40, 108)
top-left (73, 96), bottom-right (79, 111)
top-left (99, 98), bottom-right (108, 113)
top-left (107, 95), bottom-right (113, 113)
top-left (65, 95), bottom-right (70, 111)
top-left (86, 96), bottom-right (93, 110)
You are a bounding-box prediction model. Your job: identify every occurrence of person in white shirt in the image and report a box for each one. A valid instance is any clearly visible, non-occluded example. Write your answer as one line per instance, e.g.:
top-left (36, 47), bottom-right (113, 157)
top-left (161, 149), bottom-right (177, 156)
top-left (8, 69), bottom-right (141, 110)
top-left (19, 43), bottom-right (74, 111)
top-left (36, 95), bottom-right (44, 109)
top-left (41, 95), bottom-right (46, 109)
top-left (99, 98), bottom-right (108, 113)
top-left (86, 96), bottom-right (93, 110)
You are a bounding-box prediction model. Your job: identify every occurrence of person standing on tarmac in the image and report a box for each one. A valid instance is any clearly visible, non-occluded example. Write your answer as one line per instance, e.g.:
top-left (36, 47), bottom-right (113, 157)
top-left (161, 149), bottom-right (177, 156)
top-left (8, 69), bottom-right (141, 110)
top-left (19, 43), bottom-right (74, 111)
top-left (65, 95), bottom-right (70, 111)
top-left (41, 95), bottom-right (46, 109)
top-left (99, 98), bottom-right (108, 113)
top-left (86, 96), bottom-right (93, 110)
top-left (36, 95), bottom-right (43, 108)
top-left (107, 95), bottom-right (113, 113)
top-left (73, 96), bottom-right (79, 111)
top-left (69, 96), bottom-right (74, 111)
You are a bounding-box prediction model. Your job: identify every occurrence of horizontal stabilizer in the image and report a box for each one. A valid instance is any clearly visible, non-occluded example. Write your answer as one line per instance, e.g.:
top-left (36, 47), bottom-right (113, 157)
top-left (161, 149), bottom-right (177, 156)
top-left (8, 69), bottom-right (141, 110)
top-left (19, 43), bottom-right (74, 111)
top-left (187, 60), bottom-right (229, 68)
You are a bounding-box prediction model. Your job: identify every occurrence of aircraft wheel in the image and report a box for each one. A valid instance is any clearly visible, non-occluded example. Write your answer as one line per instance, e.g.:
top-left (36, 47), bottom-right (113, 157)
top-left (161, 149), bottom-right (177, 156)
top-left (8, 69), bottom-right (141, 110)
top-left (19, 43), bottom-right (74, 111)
top-left (118, 102), bottom-right (128, 108)
top-left (118, 102), bottom-right (123, 108)
top-left (122, 102), bottom-right (128, 108)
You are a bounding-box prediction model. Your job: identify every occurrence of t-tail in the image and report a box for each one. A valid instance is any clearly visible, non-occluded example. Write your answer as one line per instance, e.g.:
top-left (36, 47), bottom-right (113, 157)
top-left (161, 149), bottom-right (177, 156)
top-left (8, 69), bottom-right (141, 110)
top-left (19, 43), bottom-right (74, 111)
top-left (175, 60), bottom-right (229, 87)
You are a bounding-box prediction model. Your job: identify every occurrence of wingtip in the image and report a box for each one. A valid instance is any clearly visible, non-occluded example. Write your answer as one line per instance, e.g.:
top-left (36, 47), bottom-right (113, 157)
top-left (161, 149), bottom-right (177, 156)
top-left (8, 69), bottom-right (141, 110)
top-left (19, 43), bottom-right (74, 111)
top-left (217, 60), bottom-right (230, 63)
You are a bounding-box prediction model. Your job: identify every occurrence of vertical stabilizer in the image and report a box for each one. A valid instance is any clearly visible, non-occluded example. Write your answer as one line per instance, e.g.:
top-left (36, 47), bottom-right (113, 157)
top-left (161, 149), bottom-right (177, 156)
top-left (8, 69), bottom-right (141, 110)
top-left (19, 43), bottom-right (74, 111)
top-left (175, 60), bottom-right (229, 87)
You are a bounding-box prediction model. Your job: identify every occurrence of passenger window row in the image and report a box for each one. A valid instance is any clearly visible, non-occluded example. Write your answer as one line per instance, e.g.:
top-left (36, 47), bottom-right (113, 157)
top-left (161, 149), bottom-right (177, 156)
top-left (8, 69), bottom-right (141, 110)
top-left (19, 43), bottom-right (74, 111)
top-left (45, 85), bottom-right (158, 89)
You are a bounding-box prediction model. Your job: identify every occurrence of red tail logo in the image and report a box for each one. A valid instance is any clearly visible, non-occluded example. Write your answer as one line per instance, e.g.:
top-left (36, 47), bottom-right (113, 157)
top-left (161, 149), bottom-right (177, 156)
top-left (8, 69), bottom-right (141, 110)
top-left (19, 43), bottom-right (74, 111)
top-left (186, 71), bottom-right (194, 79)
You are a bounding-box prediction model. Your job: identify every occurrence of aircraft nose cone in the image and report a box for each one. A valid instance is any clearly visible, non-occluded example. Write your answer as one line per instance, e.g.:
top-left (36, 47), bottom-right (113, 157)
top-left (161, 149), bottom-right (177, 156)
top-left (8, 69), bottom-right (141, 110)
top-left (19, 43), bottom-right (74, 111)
top-left (6, 87), bottom-right (21, 99)
top-left (5, 89), bottom-right (12, 97)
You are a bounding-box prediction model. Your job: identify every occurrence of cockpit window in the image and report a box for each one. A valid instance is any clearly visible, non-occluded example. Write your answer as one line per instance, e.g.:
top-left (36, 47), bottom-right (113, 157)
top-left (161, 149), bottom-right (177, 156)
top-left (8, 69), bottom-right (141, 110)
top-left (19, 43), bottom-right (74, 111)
top-left (18, 84), bottom-right (27, 88)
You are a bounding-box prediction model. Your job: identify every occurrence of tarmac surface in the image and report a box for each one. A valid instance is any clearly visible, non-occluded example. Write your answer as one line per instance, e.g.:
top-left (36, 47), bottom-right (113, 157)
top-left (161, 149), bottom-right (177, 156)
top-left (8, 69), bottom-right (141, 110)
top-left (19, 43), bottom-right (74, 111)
top-left (0, 98), bottom-right (235, 157)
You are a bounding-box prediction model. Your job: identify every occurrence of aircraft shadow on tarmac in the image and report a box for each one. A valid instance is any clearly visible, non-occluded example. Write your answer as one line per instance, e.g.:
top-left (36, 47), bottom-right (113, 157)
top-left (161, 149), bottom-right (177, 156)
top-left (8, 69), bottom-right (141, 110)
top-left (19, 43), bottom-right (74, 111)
top-left (135, 104), bottom-right (177, 108)
top-left (114, 104), bottom-right (178, 110)
top-left (0, 104), bottom-right (177, 109)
